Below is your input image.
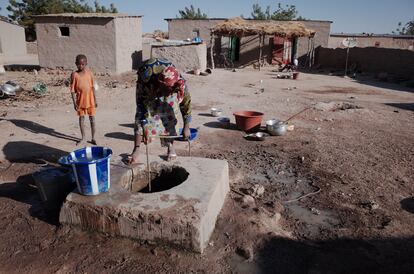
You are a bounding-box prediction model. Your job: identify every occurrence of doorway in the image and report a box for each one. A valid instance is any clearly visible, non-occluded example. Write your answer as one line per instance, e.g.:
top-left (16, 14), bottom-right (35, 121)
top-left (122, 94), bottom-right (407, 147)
top-left (229, 36), bottom-right (240, 62)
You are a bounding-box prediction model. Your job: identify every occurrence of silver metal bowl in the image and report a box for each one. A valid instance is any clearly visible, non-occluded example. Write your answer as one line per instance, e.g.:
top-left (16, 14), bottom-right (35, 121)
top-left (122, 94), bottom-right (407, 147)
top-left (211, 108), bottom-right (222, 117)
top-left (0, 84), bottom-right (17, 96)
top-left (244, 132), bottom-right (269, 141)
top-left (266, 119), bottom-right (288, 136)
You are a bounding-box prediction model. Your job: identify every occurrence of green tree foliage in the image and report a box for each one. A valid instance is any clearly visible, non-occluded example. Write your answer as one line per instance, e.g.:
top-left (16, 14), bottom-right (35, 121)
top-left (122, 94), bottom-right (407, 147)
top-left (94, 1), bottom-right (117, 13)
top-left (251, 3), bottom-right (271, 20)
top-left (393, 20), bottom-right (414, 35)
top-left (250, 2), bottom-right (301, 20)
top-left (7, 0), bottom-right (118, 40)
top-left (177, 5), bottom-right (207, 19)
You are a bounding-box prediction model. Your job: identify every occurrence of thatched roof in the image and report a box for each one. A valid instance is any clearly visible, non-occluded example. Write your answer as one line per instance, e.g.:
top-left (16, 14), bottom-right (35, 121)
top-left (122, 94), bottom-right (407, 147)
top-left (211, 17), bottom-right (315, 37)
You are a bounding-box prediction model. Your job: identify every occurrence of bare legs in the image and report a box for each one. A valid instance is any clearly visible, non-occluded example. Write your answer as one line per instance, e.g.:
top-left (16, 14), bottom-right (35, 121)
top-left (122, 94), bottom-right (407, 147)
top-left (77, 115), bottom-right (97, 146)
top-left (90, 116), bottom-right (97, 145)
top-left (77, 116), bottom-right (86, 145)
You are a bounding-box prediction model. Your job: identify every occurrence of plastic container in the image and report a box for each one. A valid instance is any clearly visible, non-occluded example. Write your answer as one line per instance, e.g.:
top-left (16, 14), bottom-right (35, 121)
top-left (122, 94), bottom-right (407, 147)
top-left (32, 168), bottom-right (75, 204)
top-left (233, 111), bottom-right (264, 132)
top-left (178, 128), bottom-right (198, 141)
top-left (67, 146), bottom-right (112, 196)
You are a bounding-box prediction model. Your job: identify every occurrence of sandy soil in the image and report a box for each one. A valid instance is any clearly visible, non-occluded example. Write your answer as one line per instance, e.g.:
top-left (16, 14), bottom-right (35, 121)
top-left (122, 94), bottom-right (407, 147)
top-left (0, 67), bottom-right (413, 274)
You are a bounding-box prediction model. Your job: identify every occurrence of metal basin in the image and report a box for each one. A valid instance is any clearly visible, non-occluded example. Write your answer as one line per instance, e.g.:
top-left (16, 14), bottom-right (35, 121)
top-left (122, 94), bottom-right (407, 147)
top-left (266, 119), bottom-right (288, 136)
top-left (244, 132), bottom-right (268, 141)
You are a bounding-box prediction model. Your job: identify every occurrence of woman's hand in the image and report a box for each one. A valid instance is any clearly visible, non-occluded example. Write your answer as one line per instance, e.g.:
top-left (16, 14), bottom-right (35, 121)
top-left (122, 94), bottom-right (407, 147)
top-left (142, 130), bottom-right (152, 145)
top-left (183, 123), bottom-right (191, 140)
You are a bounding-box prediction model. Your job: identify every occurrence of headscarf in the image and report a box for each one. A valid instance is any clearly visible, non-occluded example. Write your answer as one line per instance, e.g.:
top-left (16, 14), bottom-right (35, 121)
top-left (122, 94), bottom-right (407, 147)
top-left (158, 66), bottom-right (185, 103)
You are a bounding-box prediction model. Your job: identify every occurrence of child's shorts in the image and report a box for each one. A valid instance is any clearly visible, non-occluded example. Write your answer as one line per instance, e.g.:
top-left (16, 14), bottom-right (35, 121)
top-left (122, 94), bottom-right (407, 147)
top-left (77, 107), bottom-right (96, 116)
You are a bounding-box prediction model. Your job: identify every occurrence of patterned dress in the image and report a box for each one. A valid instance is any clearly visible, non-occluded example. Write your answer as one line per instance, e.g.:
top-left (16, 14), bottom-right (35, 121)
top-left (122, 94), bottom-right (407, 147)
top-left (134, 58), bottom-right (192, 144)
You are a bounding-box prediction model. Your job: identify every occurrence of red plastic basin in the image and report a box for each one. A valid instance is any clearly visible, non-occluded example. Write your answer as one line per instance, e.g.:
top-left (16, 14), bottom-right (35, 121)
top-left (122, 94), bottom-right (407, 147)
top-left (233, 111), bottom-right (264, 132)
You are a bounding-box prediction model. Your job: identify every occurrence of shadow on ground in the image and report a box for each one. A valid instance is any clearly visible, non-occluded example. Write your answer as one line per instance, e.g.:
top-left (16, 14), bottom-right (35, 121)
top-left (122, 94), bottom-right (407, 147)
top-left (385, 103), bottom-right (414, 112)
top-left (105, 132), bottom-right (134, 141)
top-left (401, 197), bottom-right (414, 214)
top-left (2, 141), bottom-right (68, 164)
top-left (119, 123), bottom-right (135, 129)
top-left (254, 236), bottom-right (414, 274)
top-left (0, 174), bottom-right (74, 225)
top-left (203, 121), bottom-right (239, 131)
top-left (2, 118), bottom-right (79, 142)
top-left (1, 142), bottom-right (75, 225)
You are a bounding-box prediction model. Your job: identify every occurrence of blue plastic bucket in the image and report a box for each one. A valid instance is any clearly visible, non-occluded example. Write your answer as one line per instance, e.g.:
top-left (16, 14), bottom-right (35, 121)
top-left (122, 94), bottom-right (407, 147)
top-left (178, 128), bottom-right (198, 141)
top-left (67, 146), bottom-right (112, 196)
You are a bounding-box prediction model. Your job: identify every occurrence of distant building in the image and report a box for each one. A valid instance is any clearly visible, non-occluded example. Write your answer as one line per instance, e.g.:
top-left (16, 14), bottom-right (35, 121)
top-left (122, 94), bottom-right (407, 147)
top-left (329, 33), bottom-right (414, 50)
top-left (0, 17), bottom-right (27, 58)
top-left (165, 18), bottom-right (332, 67)
top-left (34, 13), bottom-right (142, 74)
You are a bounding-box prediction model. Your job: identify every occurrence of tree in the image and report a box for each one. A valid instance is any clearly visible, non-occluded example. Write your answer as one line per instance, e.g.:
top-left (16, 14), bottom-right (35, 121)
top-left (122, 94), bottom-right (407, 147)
top-left (251, 3), bottom-right (271, 20)
top-left (393, 20), bottom-right (414, 35)
top-left (250, 2), bottom-right (301, 20)
top-left (177, 5), bottom-right (207, 19)
top-left (94, 0), bottom-right (117, 13)
top-left (7, 0), bottom-right (118, 40)
top-left (271, 3), bottom-right (298, 20)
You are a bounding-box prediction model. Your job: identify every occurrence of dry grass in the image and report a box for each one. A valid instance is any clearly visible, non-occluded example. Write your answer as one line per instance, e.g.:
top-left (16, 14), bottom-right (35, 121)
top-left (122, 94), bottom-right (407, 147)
top-left (211, 17), bottom-right (315, 37)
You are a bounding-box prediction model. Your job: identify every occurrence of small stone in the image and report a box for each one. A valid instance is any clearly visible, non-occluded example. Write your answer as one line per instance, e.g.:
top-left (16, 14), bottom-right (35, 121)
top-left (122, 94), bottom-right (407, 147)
top-left (241, 195), bottom-right (255, 207)
top-left (224, 232), bottom-right (230, 239)
top-left (361, 201), bottom-right (380, 210)
top-left (370, 202), bottom-right (380, 210)
top-left (208, 241), bottom-right (214, 247)
top-left (300, 156), bottom-right (305, 163)
top-left (250, 184), bottom-right (265, 197)
top-left (310, 207), bottom-right (320, 215)
top-left (381, 217), bottom-right (392, 228)
top-left (150, 248), bottom-right (158, 256)
top-left (316, 127), bottom-right (321, 131)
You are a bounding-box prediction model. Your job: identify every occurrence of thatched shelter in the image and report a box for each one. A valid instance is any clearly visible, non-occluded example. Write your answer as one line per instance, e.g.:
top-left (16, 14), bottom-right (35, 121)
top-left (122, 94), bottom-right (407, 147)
top-left (209, 17), bottom-right (316, 69)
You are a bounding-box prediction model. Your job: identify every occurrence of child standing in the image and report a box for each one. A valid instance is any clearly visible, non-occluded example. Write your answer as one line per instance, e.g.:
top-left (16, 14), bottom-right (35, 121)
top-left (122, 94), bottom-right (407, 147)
top-left (70, 54), bottom-right (98, 145)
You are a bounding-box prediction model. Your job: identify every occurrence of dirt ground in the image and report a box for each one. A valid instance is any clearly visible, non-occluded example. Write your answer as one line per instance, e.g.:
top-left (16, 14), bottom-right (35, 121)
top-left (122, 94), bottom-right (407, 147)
top-left (0, 67), bottom-right (413, 274)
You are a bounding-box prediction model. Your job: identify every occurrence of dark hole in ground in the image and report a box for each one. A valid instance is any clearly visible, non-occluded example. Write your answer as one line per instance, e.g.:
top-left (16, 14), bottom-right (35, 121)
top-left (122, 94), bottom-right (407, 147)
top-left (139, 166), bottom-right (189, 193)
top-left (401, 197), bottom-right (414, 214)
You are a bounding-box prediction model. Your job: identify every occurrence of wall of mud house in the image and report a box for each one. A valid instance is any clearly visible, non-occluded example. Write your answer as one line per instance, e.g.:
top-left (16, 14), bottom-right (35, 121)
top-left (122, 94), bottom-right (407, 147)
top-left (315, 46), bottom-right (414, 80)
top-left (166, 19), bottom-right (331, 68)
top-left (26, 42), bottom-right (38, 54)
top-left (151, 43), bottom-right (207, 73)
top-left (329, 35), bottom-right (414, 50)
top-left (0, 20), bottom-right (27, 56)
top-left (114, 17), bottom-right (143, 71)
top-left (35, 16), bottom-right (142, 74)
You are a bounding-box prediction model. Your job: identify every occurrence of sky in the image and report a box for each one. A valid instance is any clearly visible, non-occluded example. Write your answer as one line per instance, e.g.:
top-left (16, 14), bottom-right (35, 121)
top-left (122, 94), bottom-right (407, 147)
top-left (0, 0), bottom-right (413, 34)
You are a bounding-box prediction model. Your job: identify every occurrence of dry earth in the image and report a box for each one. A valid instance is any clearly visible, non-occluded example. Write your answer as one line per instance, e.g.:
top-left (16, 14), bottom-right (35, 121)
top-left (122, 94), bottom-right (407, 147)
top-left (0, 67), bottom-right (413, 273)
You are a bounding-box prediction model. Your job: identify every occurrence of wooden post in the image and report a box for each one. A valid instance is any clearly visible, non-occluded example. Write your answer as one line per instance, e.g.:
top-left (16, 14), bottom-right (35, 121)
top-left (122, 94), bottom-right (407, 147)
top-left (210, 33), bottom-right (215, 69)
top-left (261, 35), bottom-right (266, 66)
top-left (258, 34), bottom-right (262, 71)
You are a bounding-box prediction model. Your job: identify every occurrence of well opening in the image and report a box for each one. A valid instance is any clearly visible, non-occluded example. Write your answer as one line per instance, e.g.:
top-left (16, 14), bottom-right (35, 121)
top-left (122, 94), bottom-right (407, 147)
top-left (130, 165), bottom-right (189, 193)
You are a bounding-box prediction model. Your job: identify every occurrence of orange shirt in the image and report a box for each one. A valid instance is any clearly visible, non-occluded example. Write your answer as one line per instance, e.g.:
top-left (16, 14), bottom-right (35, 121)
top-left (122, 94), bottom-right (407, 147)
top-left (70, 70), bottom-right (95, 109)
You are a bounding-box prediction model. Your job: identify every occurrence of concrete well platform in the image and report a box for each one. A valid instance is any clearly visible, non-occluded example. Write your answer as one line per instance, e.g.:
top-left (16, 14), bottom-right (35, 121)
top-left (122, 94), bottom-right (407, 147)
top-left (59, 155), bottom-right (229, 253)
